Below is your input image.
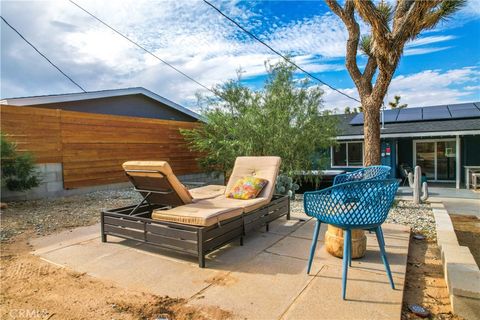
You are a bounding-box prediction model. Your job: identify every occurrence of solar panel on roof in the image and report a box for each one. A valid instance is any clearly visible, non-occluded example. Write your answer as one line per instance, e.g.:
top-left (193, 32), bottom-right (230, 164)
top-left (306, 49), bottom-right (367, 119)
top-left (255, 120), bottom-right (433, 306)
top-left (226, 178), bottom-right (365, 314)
top-left (449, 108), bottom-right (480, 118)
top-left (397, 108), bottom-right (422, 122)
top-left (349, 113), bottom-right (364, 125)
top-left (448, 103), bottom-right (480, 119)
top-left (449, 103), bottom-right (477, 110)
top-left (423, 105), bottom-right (451, 120)
top-left (348, 101), bottom-right (480, 125)
top-left (383, 109), bottom-right (400, 122)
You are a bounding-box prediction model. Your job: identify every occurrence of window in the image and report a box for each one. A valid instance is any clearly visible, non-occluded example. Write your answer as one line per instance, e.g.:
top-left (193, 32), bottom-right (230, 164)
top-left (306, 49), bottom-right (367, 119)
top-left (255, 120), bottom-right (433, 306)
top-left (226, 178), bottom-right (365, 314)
top-left (332, 142), bottom-right (363, 167)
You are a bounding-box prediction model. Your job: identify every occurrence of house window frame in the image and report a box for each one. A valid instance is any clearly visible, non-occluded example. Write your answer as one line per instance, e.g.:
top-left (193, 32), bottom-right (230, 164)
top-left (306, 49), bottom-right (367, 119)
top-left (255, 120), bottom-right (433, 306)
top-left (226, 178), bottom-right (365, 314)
top-left (331, 141), bottom-right (364, 168)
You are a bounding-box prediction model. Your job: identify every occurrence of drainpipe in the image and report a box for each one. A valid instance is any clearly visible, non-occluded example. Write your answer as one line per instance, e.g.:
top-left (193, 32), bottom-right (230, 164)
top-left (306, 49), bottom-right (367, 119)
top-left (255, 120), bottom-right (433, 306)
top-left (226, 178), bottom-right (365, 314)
top-left (456, 135), bottom-right (460, 189)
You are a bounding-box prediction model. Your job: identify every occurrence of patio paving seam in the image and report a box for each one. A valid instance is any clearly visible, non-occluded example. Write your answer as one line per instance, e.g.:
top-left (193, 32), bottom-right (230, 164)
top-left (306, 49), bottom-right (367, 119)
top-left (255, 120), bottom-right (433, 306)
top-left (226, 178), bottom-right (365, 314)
top-left (32, 236), bottom-right (102, 256)
top-left (263, 249), bottom-right (311, 262)
top-left (277, 264), bottom-right (327, 320)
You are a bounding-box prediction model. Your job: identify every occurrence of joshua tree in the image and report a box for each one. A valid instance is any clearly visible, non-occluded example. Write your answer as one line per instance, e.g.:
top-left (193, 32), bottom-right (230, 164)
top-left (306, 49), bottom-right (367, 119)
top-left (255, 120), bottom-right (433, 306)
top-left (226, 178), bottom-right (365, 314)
top-left (326, 0), bottom-right (465, 165)
top-left (389, 95), bottom-right (408, 109)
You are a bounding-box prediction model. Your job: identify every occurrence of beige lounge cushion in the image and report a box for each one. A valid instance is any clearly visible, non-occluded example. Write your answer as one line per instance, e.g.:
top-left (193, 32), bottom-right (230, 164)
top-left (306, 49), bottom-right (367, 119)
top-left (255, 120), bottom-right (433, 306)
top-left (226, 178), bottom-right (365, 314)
top-left (122, 161), bottom-right (193, 205)
top-left (152, 203), bottom-right (243, 226)
top-left (198, 196), bottom-right (269, 213)
top-left (189, 185), bottom-right (226, 201)
top-left (225, 156), bottom-right (281, 201)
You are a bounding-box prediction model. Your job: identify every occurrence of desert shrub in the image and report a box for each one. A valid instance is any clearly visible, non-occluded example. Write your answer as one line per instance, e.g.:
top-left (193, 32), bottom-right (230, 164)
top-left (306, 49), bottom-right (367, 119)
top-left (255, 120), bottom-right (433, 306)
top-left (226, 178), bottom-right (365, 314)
top-left (1, 133), bottom-right (41, 191)
top-left (181, 61), bottom-right (337, 185)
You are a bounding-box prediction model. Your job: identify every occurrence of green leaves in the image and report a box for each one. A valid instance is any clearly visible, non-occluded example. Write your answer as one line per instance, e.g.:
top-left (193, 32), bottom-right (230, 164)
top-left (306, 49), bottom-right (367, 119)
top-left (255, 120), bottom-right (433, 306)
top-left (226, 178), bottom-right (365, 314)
top-left (181, 61), bottom-right (338, 182)
top-left (1, 133), bottom-right (41, 191)
top-left (359, 35), bottom-right (373, 56)
top-left (377, 0), bottom-right (393, 25)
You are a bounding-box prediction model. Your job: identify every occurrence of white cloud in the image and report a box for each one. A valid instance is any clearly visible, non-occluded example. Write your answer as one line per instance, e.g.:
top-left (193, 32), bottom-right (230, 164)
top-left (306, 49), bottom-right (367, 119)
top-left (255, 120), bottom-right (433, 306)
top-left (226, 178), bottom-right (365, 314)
top-left (404, 46), bottom-right (453, 56)
top-left (1, 0), bottom-right (351, 106)
top-left (323, 67), bottom-right (480, 112)
top-left (407, 35), bottom-right (456, 47)
top-left (0, 0), bottom-right (475, 114)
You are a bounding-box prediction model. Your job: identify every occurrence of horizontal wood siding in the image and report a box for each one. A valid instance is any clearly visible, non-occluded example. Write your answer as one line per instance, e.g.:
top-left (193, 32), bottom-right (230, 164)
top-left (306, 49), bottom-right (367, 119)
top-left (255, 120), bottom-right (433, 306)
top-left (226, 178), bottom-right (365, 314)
top-left (1, 105), bottom-right (62, 163)
top-left (1, 105), bottom-right (201, 189)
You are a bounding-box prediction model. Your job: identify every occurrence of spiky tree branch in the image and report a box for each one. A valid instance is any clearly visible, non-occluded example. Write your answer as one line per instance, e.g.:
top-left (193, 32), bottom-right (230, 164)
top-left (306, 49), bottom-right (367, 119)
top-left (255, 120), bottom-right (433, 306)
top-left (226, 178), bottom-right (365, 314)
top-left (325, 0), bottom-right (465, 165)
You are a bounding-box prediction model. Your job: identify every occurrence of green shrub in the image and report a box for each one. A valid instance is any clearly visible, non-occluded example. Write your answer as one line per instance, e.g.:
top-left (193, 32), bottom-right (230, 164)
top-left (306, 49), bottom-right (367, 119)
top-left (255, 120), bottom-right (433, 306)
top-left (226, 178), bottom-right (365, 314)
top-left (181, 61), bottom-right (338, 185)
top-left (1, 133), bottom-right (41, 191)
top-left (275, 175), bottom-right (300, 199)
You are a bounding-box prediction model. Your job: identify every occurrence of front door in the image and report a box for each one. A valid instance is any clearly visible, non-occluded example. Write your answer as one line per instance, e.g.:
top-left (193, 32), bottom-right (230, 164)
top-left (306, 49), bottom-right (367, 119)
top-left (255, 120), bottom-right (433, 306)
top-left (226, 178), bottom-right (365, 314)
top-left (414, 140), bottom-right (456, 182)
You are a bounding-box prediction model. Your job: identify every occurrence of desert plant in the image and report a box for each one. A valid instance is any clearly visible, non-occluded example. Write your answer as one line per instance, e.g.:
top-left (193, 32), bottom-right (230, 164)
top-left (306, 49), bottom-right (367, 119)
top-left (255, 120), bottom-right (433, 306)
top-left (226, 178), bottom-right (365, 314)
top-left (1, 133), bottom-right (41, 191)
top-left (388, 95), bottom-right (407, 109)
top-left (326, 0), bottom-right (465, 165)
top-left (275, 175), bottom-right (300, 199)
top-left (181, 61), bottom-right (337, 184)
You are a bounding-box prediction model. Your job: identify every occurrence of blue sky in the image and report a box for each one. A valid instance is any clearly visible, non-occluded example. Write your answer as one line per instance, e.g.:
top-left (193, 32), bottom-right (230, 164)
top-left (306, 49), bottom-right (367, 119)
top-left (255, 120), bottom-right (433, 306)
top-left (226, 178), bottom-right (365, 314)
top-left (1, 0), bottom-right (479, 112)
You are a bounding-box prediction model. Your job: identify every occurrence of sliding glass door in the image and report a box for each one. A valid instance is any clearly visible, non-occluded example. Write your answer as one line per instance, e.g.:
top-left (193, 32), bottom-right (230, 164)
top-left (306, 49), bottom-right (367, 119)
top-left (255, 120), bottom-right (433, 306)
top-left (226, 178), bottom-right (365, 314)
top-left (414, 139), bottom-right (456, 182)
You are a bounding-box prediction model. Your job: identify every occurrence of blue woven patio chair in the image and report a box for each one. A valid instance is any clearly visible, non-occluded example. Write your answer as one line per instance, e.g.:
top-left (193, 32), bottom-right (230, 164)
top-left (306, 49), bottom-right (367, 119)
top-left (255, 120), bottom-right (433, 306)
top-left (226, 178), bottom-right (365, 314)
top-left (304, 179), bottom-right (400, 300)
top-left (333, 165), bottom-right (391, 185)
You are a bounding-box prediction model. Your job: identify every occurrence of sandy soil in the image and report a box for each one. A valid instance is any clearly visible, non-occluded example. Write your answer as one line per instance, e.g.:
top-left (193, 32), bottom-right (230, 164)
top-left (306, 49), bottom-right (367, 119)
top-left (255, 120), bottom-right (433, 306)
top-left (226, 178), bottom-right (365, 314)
top-left (0, 192), bottom-right (464, 319)
top-left (0, 231), bottom-right (231, 320)
top-left (401, 237), bottom-right (463, 320)
top-left (450, 214), bottom-right (480, 267)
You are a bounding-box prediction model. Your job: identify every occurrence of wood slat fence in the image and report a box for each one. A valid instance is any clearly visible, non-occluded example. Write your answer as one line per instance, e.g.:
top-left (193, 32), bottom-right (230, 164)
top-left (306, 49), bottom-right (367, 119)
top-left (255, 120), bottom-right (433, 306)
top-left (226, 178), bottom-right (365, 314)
top-left (1, 105), bottom-right (201, 189)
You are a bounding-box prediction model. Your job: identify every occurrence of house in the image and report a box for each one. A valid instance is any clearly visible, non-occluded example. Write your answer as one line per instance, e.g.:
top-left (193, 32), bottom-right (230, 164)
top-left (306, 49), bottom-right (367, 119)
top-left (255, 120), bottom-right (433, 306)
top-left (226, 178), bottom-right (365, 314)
top-left (0, 87), bottom-right (200, 121)
top-left (0, 88), bottom-right (220, 201)
top-left (329, 102), bottom-right (480, 189)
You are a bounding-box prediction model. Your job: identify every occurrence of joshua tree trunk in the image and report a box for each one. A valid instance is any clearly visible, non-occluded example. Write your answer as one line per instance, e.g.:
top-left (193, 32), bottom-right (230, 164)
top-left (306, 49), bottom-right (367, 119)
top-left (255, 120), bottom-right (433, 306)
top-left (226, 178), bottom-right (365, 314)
top-left (326, 0), bottom-right (465, 166)
top-left (363, 101), bottom-right (381, 166)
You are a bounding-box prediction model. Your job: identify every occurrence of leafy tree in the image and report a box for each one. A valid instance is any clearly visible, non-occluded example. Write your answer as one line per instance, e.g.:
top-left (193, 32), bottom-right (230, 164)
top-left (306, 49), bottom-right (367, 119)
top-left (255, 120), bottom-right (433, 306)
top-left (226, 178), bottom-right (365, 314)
top-left (181, 61), bottom-right (338, 182)
top-left (1, 133), bottom-right (41, 191)
top-left (326, 0), bottom-right (465, 165)
top-left (344, 106), bottom-right (362, 114)
top-left (388, 95), bottom-right (407, 109)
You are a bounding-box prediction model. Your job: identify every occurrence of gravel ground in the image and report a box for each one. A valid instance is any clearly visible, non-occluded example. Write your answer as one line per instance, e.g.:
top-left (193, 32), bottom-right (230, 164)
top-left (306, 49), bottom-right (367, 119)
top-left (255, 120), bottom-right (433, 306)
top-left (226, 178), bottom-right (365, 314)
top-left (290, 197), bottom-right (435, 238)
top-left (1, 189), bottom-right (142, 242)
top-left (1, 190), bottom-right (434, 241)
top-left (387, 200), bottom-right (435, 238)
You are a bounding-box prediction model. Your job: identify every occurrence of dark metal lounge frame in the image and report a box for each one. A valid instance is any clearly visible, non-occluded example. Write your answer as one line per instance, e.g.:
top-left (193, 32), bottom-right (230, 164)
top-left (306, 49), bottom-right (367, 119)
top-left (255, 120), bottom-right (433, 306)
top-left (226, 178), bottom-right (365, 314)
top-left (101, 195), bottom-right (290, 267)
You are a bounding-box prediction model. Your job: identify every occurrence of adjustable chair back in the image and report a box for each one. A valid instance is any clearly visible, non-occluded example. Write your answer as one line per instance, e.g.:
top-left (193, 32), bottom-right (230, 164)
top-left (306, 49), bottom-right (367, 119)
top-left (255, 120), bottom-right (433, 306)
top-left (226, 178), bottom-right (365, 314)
top-left (122, 161), bottom-right (193, 208)
top-left (333, 165), bottom-right (391, 185)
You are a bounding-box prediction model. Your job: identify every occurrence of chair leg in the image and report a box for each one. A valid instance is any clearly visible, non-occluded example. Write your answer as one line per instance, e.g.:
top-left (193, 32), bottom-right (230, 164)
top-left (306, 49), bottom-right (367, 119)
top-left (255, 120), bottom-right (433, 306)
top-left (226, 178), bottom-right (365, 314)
top-left (307, 219), bottom-right (321, 274)
top-left (375, 226), bottom-right (395, 289)
top-left (348, 234), bottom-right (352, 267)
top-left (342, 229), bottom-right (351, 300)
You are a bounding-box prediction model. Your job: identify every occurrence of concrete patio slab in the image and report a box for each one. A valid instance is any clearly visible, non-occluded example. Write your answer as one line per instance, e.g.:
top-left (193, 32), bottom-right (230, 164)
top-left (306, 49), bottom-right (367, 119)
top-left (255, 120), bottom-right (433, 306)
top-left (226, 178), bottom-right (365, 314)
top-left (266, 223), bottom-right (409, 276)
top-left (282, 264), bottom-right (405, 320)
top-left (32, 219), bottom-right (410, 320)
top-left (190, 251), bottom-right (317, 320)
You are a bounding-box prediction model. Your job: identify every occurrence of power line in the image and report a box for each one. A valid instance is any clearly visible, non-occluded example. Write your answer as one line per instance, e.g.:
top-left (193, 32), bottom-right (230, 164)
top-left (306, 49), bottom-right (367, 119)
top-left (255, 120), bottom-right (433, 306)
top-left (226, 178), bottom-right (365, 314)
top-left (202, 0), bottom-right (361, 103)
top-left (68, 0), bottom-right (217, 96)
top-left (1, 16), bottom-right (87, 93)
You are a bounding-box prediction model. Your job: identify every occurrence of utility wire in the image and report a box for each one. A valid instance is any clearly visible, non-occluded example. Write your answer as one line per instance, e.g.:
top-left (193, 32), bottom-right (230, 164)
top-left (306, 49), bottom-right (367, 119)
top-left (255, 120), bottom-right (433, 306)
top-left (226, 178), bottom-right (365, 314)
top-left (1, 16), bottom-right (87, 92)
top-left (203, 0), bottom-right (361, 103)
top-left (68, 0), bottom-right (217, 96)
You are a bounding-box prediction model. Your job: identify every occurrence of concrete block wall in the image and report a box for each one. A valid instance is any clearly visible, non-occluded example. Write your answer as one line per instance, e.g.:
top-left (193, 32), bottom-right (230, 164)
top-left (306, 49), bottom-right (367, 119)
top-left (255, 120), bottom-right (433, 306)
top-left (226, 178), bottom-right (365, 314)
top-left (434, 203), bottom-right (480, 320)
top-left (1, 163), bottom-right (64, 201)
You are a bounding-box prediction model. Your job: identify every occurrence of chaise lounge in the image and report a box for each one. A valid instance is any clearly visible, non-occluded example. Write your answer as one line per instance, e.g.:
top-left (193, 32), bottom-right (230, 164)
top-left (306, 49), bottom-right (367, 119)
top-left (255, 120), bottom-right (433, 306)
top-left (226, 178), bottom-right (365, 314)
top-left (101, 156), bottom-right (290, 267)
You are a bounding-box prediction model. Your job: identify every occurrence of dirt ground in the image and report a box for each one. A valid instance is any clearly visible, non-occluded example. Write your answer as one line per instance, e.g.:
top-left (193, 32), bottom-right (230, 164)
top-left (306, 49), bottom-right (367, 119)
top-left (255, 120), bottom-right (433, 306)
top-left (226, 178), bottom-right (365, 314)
top-left (401, 237), bottom-right (462, 320)
top-left (0, 231), bottom-right (231, 320)
top-left (450, 214), bottom-right (480, 267)
top-left (0, 192), bottom-right (464, 319)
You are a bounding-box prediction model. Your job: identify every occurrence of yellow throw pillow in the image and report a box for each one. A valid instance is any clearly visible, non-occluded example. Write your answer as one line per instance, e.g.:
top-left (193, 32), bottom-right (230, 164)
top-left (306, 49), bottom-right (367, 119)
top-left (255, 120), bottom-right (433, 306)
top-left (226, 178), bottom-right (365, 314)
top-left (226, 176), bottom-right (268, 200)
